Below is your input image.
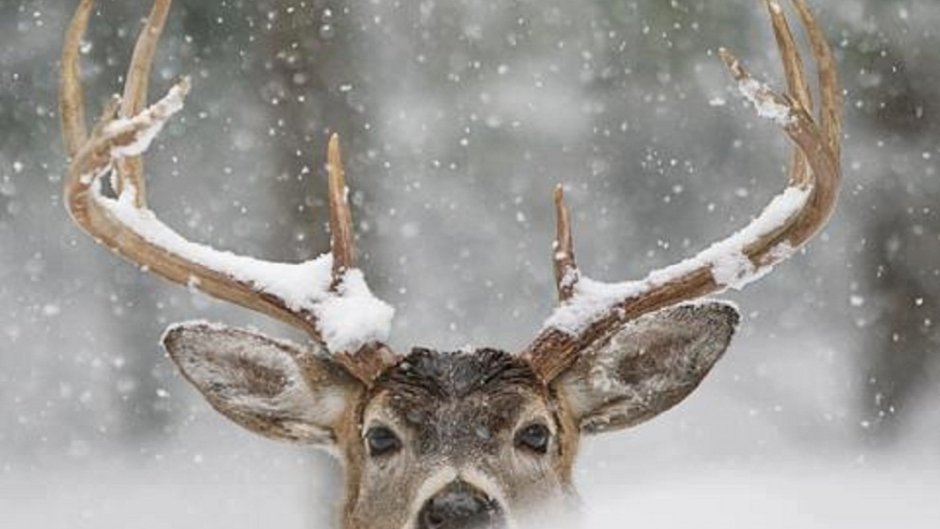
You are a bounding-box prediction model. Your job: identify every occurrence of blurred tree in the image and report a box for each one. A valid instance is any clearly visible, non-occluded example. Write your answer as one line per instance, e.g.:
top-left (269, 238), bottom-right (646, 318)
top-left (251, 0), bottom-right (370, 523)
top-left (845, 14), bottom-right (940, 442)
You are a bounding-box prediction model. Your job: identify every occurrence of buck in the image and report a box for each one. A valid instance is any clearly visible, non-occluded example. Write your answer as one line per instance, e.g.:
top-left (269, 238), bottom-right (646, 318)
top-left (60, 0), bottom-right (841, 527)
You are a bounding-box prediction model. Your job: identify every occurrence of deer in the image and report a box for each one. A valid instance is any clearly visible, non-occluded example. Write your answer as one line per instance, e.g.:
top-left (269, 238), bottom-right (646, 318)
top-left (59, 0), bottom-right (841, 528)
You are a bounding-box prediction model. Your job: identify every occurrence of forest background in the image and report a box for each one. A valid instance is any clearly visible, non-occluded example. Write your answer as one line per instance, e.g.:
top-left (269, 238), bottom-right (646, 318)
top-left (1, 0), bottom-right (937, 527)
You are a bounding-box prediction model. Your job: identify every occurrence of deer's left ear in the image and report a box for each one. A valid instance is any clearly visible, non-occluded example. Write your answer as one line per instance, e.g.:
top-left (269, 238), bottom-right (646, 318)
top-left (553, 302), bottom-right (739, 434)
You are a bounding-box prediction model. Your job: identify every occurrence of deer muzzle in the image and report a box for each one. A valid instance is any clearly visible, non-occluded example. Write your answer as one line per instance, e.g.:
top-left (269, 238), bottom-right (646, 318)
top-left (417, 480), bottom-right (505, 529)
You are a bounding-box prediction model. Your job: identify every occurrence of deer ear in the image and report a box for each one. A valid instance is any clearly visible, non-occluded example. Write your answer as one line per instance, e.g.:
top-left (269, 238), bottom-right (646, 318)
top-left (162, 322), bottom-right (361, 446)
top-left (554, 302), bottom-right (739, 434)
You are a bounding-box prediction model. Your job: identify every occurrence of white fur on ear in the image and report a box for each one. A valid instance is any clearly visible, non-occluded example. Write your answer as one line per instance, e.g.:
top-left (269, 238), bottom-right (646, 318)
top-left (556, 302), bottom-right (739, 434)
top-left (162, 321), bottom-right (359, 445)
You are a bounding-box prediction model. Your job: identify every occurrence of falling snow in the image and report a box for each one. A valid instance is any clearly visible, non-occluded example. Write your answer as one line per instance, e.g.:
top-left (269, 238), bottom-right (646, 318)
top-left (2, 0), bottom-right (939, 528)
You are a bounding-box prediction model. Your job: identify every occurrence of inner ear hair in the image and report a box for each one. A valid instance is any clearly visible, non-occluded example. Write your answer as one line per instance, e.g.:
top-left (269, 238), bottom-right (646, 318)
top-left (162, 321), bottom-right (361, 445)
top-left (554, 302), bottom-right (739, 434)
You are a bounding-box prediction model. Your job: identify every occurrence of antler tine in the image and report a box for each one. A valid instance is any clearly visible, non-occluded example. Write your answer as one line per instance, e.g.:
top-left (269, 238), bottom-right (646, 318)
top-left (324, 134), bottom-right (396, 385)
top-left (764, 0), bottom-right (813, 192)
top-left (122, 0), bottom-right (171, 118)
top-left (114, 0), bottom-right (172, 207)
top-left (60, 0), bottom-right (94, 158)
top-left (328, 133), bottom-right (356, 286)
top-left (523, 0), bottom-right (842, 383)
top-left (790, 0), bottom-right (843, 159)
top-left (553, 185), bottom-right (578, 302)
top-left (60, 0), bottom-right (397, 386)
top-left (767, 0), bottom-right (813, 113)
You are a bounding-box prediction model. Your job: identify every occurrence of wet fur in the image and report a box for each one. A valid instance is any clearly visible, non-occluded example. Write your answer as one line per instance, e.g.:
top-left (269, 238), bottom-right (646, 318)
top-left (165, 302), bottom-right (738, 529)
top-left (346, 349), bottom-right (570, 529)
top-left (377, 349), bottom-right (543, 455)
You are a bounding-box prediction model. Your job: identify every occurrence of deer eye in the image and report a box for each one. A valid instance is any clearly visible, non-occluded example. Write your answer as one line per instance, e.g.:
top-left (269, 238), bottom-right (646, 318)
top-left (365, 426), bottom-right (402, 457)
top-left (515, 423), bottom-right (551, 454)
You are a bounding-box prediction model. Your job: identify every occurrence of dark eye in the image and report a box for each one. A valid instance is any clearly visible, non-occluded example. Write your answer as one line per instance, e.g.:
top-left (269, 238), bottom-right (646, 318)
top-left (365, 426), bottom-right (402, 457)
top-left (515, 423), bottom-right (551, 454)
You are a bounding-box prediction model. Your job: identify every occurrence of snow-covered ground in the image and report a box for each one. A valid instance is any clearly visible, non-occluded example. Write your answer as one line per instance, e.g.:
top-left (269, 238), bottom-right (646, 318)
top-left (4, 450), bottom-right (937, 528)
top-left (4, 359), bottom-right (938, 529)
top-left (583, 460), bottom-right (940, 529)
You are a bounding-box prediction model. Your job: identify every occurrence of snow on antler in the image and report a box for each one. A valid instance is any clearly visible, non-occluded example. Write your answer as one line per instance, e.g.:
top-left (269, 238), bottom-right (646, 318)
top-left (525, 0), bottom-right (842, 383)
top-left (105, 78), bottom-right (191, 159)
top-left (100, 186), bottom-right (394, 353)
top-left (544, 186), bottom-right (809, 335)
top-left (61, 0), bottom-right (396, 368)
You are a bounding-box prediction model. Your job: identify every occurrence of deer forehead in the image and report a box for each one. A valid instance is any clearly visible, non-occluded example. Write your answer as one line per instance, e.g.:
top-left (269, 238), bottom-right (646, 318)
top-left (364, 349), bottom-right (551, 451)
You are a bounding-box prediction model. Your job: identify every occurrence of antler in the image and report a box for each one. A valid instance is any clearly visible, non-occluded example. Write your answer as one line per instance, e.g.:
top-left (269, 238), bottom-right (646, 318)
top-left (524, 0), bottom-right (843, 382)
top-left (59, 0), bottom-right (396, 385)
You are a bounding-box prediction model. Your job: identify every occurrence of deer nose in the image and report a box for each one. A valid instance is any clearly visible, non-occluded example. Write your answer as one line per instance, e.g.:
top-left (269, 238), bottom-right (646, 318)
top-left (418, 481), bottom-right (504, 529)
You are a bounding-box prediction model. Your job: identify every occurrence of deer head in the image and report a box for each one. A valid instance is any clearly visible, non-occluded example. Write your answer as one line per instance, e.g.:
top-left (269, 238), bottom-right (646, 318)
top-left (59, 1), bottom-right (842, 528)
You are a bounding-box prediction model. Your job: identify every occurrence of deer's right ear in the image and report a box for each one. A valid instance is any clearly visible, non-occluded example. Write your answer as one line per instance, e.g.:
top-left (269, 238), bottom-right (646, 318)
top-left (162, 322), bottom-right (361, 446)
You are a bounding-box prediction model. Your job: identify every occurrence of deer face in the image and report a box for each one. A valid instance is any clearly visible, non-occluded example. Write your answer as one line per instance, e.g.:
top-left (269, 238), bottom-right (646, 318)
top-left (351, 349), bottom-right (573, 529)
top-left (162, 303), bottom-right (739, 529)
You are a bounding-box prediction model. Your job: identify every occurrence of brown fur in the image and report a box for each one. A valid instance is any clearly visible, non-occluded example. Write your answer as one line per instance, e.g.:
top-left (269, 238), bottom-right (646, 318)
top-left (165, 302), bottom-right (738, 529)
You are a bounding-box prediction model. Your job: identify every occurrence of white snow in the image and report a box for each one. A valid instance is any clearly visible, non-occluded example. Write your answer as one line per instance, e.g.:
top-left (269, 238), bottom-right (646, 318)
top-left (99, 187), bottom-right (394, 353)
top-left (737, 77), bottom-right (794, 127)
top-left (312, 269), bottom-right (396, 353)
top-left (577, 460), bottom-right (940, 529)
top-left (709, 247), bottom-right (757, 287)
top-left (89, 80), bottom-right (394, 354)
top-left (3, 454), bottom-right (937, 529)
top-left (105, 78), bottom-right (191, 159)
top-left (545, 277), bottom-right (644, 335)
top-left (544, 63), bottom-right (812, 336)
top-left (545, 186), bottom-right (810, 335)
